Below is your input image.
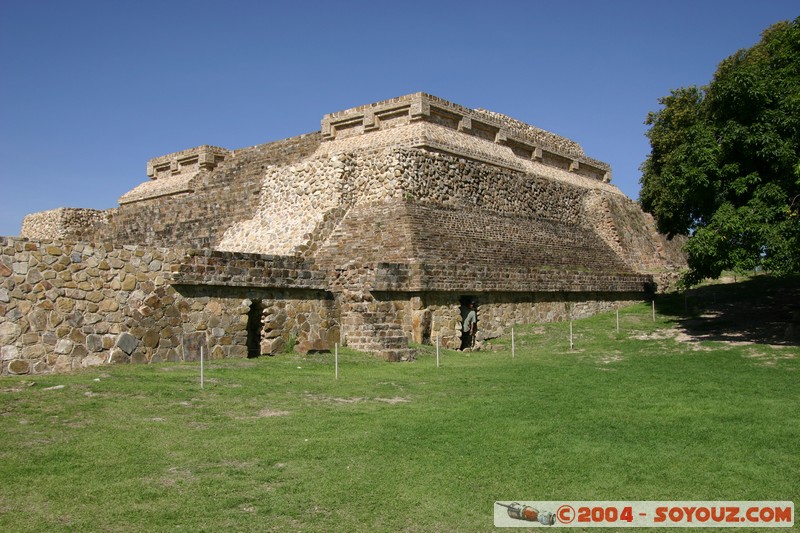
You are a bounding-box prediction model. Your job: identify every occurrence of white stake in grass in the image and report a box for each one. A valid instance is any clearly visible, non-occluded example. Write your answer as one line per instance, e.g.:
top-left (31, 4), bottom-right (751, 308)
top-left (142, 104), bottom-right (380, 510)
top-left (569, 304), bottom-right (574, 351)
top-left (335, 343), bottom-right (339, 380)
top-left (652, 300), bottom-right (656, 322)
top-left (436, 335), bottom-right (440, 368)
top-left (200, 346), bottom-right (204, 389)
top-left (511, 327), bottom-right (515, 359)
top-left (570, 320), bottom-right (574, 351)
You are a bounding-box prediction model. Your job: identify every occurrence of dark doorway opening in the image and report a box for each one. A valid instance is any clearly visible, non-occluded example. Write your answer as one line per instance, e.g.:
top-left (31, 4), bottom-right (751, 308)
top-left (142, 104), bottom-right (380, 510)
top-left (246, 299), bottom-right (264, 358)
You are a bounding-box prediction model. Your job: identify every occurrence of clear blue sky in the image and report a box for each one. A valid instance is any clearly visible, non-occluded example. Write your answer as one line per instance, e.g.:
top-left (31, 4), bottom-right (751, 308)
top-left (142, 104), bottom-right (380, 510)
top-left (1, 0), bottom-right (797, 237)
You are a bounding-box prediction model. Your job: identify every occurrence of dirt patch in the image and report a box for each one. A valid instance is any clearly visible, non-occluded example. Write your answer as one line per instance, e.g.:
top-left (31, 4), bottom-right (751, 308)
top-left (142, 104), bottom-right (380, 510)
top-left (743, 346), bottom-right (797, 367)
top-left (631, 329), bottom-right (691, 342)
top-left (233, 407), bottom-right (290, 420)
top-left (304, 393), bottom-right (363, 404)
top-left (631, 328), bottom-right (724, 351)
top-left (257, 408), bottom-right (290, 417)
top-left (598, 353), bottom-right (623, 364)
top-left (375, 397), bottom-right (410, 404)
top-left (157, 466), bottom-right (194, 487)
top-left (303, 393), bottom-right (410, 405)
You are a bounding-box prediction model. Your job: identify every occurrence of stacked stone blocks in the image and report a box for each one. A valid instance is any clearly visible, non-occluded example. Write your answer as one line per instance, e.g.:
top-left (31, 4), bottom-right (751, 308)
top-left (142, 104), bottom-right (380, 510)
top-left (0, 237), bottom-right (342, 375)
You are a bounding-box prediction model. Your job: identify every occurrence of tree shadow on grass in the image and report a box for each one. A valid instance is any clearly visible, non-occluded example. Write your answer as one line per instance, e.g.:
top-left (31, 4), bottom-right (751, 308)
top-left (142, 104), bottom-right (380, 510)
top-left (656, 275), bottom-right (800, 347)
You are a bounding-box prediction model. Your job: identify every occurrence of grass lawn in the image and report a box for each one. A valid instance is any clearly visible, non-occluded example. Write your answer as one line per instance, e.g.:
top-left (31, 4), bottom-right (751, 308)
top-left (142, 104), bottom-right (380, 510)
top-left (1, 280), bottom-right (798, 531)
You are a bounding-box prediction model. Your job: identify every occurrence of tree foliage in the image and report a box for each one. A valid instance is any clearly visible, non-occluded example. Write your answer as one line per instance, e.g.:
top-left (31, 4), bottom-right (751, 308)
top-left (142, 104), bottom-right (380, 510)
top-left (640, 18), bottom-right (800, 285)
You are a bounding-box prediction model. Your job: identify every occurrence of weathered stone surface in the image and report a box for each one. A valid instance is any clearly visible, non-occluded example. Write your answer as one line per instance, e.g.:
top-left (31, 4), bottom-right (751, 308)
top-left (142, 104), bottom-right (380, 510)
top-left (54, 339), bottom-right (73, 355)
top-left (121, 275), bottom-right (136, 291)
top-left (228, 345), bottom-right (248, 358)
top-left (8, 359), bottom-right (30, 374)
top-left (26, 269), bottom-right (43, 284)
top-left (81, 355), bottom-right (104, 367)
top-left (115, 332), bottom-right (138, 355)
top-left (0, 322), bottom-right (21, 344)
top-left (296, 338), bottom-right (330, 354)
top-left (1, 345), bottom-right (19, 361)
top-left (182, 331), bottom-right (207, 362)
top-left (107, 347), bottom-right (129, 364)
top-left (142, 329), bottom-right (160, 348)
top-left (86, 334), bottom-right (103, 352)
top-left (260, 337), bottom-right (284, 355)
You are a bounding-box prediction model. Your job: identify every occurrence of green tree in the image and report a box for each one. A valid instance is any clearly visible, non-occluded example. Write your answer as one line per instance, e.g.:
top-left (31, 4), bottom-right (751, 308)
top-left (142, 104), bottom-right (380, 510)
top-left (640, 18), bottom-right (800, 285)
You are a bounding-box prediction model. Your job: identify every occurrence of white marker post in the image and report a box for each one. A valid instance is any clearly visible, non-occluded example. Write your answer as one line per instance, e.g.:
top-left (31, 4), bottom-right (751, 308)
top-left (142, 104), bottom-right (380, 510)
top-left (200, 346), bottom-right (204, 389)
top-left (652, 300), bottom-right (656, 322)
top-left (570, 320), bottom-right (574, 351)
top-left (511, 327), bottom-right (515, 359)
top-left (569, 304), bottom-right (574, 351)
top-left (335, 343), bottom-right (339, 380)
top-left (436, 335), bottom-right (440, 368)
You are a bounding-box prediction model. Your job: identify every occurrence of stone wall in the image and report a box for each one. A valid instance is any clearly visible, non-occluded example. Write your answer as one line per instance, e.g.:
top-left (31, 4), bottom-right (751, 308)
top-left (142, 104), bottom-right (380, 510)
top-left (170, 249), bottom-right (327, 289)
top-left (316, 199), bottom-right (623, 269)
top-left (321, 93), bottom-right (608, 175)
top-left (19, 134), bottom-right (322, 247)
top-left (0, 237), bottom-right (338, 375)
top-left (582, 191), bottom-right (688, 278)
top-left (347, 290), bottom-right (641, 351)
top-left (222, 147), bottom-right (610, 254)
top-left (326, 261), bottom-right (650, 355)
top-left (217, 146), bottom-right (684, 279)
top-left (217, 154), bottom-right (353, 255)
top-left (103, 134), bottom-right (322, 248)
top-left (422, 292), bottom-right (640, 349)
top-left (20, 208), bottom-right (111, 241)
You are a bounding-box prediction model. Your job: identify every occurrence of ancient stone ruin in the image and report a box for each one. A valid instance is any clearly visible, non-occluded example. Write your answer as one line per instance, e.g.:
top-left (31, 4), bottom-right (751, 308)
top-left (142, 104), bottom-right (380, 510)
top-left (1, 93), bottom-right (685, 375)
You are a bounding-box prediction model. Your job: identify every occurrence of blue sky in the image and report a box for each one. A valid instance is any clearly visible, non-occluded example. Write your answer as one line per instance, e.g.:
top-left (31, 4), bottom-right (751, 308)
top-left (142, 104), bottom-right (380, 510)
top-left (1, 0), bottom-right (797, 237)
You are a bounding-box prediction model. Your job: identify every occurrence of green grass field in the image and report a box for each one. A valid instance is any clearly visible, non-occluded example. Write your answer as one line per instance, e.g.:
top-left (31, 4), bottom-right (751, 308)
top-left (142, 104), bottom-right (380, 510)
top-left (1, 279), bottom-right (798, 532)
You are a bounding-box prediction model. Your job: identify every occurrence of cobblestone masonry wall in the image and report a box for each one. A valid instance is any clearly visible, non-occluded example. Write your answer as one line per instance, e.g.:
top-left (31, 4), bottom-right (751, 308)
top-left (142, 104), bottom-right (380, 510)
top-left (314, 199), bottom-right (638, 275)
top-left (582, 190), bottom-right (687, 277)
top-left (325, 261), bottom-right (650, 355)
top-left (358, 291), bottom-right (640, 351)
top-left (0, 237), bottom-right (338, 375)
top-left (421, 292), bottom-right (640, 350)
top-left (105, 134), bottom-right (322, 248)
top-left (20, 135), bottom-right (322, 246)
top-left (21, 208), bottom-right (112, 242)
top-left (221, 147), bottom-right (620, 255)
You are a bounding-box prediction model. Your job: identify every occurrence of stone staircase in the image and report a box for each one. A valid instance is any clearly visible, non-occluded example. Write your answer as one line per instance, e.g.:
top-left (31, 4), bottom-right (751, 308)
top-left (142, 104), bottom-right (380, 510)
top-left (340, 301), bottom-right (415, 361)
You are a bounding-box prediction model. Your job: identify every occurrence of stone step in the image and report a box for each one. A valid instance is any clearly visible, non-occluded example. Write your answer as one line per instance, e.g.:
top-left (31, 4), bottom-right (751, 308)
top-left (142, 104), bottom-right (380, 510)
top-left (346, 335), bottom-right (409, 349)
top-left (381, 348), bottom-right (416, 362)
